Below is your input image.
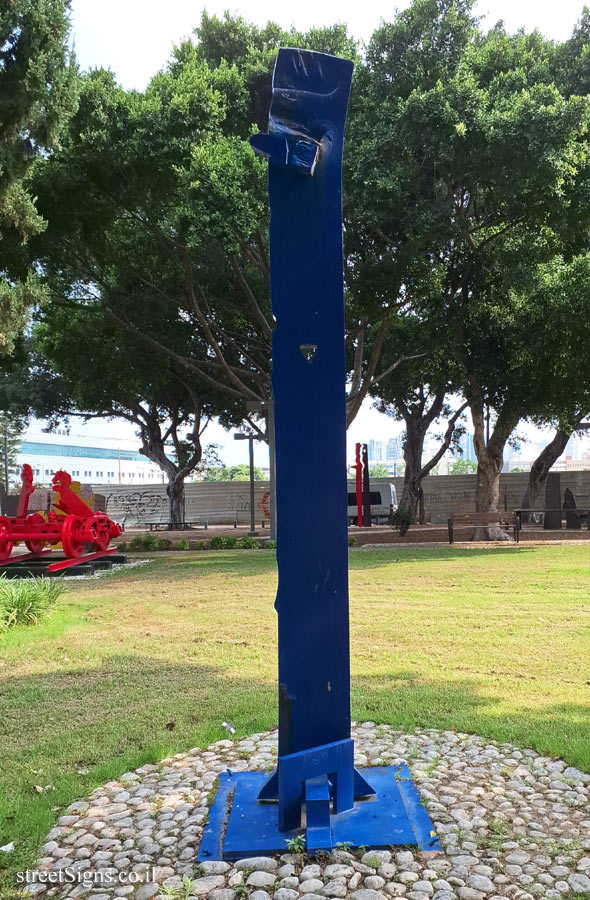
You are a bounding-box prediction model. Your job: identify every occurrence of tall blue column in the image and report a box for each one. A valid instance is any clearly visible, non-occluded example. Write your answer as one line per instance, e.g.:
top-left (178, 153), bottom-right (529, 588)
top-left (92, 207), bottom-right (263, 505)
top-left (198, 49), bottom-right (441, 858)
top-left (251, 49), bottom-right (354, 759)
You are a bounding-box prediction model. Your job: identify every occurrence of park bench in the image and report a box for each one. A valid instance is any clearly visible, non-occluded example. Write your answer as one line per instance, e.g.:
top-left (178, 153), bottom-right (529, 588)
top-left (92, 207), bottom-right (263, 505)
top-left (448, 512), bottom-right (518, 544)
top-left (514, 508), bottom-right (590, 531)
top-left (142, 510), bottom-right (264, 531)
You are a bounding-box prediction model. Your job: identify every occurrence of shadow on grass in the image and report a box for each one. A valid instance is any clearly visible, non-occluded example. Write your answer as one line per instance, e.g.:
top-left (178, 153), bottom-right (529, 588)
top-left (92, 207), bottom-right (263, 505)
top-left (1, 656), bottom-right (589, 876)
top-left (118, 545), bottom-right (541, 582)
top-left (350, 545), bottom-right (535, 568)
top-left (351, 670), bottom-right (590, 771)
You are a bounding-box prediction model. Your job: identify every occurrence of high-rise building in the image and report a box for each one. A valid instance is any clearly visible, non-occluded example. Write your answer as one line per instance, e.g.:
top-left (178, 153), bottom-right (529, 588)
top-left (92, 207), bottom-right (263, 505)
top-left (565, 433), bottom-right (581, 460)
top-left (367, 439), bottom-right (385, 463)
top-left (459, 432), bottom-right (476, 462)
top-left (386, 437), bottom-right (402, 460)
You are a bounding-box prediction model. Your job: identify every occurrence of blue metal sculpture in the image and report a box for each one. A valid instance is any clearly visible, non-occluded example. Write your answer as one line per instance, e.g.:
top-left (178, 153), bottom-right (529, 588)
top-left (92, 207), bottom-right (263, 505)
top-left (198, 47), bottom-right (440, 860)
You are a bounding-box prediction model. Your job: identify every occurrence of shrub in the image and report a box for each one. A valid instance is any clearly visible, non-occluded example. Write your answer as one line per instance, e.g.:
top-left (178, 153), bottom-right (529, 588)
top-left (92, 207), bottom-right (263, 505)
top-left (348, 536), bottom-right (356, 547)
top-left (155, 538), bottom-right (171, 551)
top-left (177, 538), bottom-right (190, 550)
top-left (238, 536), bottom-right (259, 549)
top-left (117, 541), bottom-right (128, 552)
top-left (389, 503), bottom-right (413, 537)
top-left (224, 536), bottom-right (239, 549)
top-left (264, 540), bottom-right (277, 549)
top-left (196, 540), bottom-right (209, 550)
top-left (210, 535), bottom-right (226, 550)
top-left (129, 534), bottom-right (158, 551)
top-left (0, 575), bottom-right (64, 629)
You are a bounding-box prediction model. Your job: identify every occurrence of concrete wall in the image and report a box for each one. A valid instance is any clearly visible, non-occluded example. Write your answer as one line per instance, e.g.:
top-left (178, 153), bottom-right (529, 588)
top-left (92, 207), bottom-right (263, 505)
top-left (93, 472), bottom-right (590, 527)
top-left (96, 481), bottom-right (272, 527)
top-left (389, 472), bottom-right (590, 522)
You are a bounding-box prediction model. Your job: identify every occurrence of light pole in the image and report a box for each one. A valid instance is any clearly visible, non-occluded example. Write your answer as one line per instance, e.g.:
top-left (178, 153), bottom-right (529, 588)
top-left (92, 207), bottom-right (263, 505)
top-left (234, 432), bottom-right (258, 536)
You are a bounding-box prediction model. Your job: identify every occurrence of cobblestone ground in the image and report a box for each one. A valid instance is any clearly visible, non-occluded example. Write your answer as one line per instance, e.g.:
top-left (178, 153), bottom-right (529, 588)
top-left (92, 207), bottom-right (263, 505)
top-left (29, 724), bottom-right (590, 900)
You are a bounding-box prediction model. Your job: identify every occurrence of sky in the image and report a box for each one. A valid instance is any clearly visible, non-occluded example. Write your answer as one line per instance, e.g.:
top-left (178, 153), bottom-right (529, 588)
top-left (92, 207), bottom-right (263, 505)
top-left (70, 0), bottom-right (588, 91)
top-left (55, 0), bottom-right (589, 467)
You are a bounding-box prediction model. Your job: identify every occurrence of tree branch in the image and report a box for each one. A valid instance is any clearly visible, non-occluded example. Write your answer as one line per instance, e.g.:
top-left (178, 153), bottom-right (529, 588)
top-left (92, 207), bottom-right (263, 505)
top-left (230, 255), bottom-right (273, 343)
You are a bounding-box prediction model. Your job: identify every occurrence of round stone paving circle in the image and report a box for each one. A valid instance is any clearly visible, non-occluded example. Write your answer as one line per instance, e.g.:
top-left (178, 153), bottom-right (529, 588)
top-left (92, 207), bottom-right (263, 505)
top-left (30, 724), bottom-right (590, 900)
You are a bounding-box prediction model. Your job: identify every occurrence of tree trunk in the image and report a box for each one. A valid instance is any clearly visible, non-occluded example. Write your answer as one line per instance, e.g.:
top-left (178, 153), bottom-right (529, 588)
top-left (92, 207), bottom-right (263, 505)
top-left (166, 476), bottom-right (185, 528)
top-left (474, 452), bottom-right (503, 512)
top-left (400, 420), bottom-right (427, 522)
top-left (522, 423), bottom-right (583, 519)
top-left (469, 399), bottom-right (519, 514)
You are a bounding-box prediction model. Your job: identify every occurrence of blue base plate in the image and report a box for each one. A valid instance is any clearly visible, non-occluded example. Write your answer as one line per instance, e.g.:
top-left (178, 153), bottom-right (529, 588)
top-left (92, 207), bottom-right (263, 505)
top-left (198, 765), bottom-right (440, 861)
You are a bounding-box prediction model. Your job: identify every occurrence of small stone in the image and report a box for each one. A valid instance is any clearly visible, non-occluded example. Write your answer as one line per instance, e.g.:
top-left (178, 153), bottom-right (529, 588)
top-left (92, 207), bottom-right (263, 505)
top-left (250, 892), bottom-right (271, 900)
top-left (456, 889), bottom-right (483, 900)
top-left (365, 878), bottom-right (386, 891)
top-left (549, 866), bottom-right (569, 878)
top-left (275, 891), bottom-right (299, 900)
top-left (468, 876), bottom-right (493, 893)
top-left (385, 886), bottom-right (407, 897)
top-left (190, 876), bottom-right (226, 896)
top-left (301, 865), bottom-right (322, 881)
top-left (568, 874), bottom-right (590, 892)
top-left (396, 853), bottom-right (415, 866)
top-left (210, 892), bottom-right (234, 900)
top-left (349, 873), bottom-right (362, 890)
top-left (300, 880), bottom-right (325, 894)
top-left (506, 853), bottom-right (531, 866)
top-left (412, 883), bottom-right (433, 897)
top-left (399, 874), bottom-right (419, 885)
top-left (325, 865), bottom-right (355, 879)
top-left (246, 872), bottom-right (276, 889)
top-left (199, 861), bottom-right (230, 875)
top-left (352, 891), bottom-right (387, 900)
top-left (321, 883), bottom-right (348, 898)
top-left (278, 865), bottom-right (297, 878)
top-left (135, 885), bottom-right (159, 900)
top-left (235, 857), bottom-right (278, 873)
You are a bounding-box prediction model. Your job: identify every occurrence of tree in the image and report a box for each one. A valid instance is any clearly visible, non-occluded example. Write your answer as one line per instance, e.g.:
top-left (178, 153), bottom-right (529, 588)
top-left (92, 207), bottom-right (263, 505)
top-left (0, 0), bottom-right (77, 351)
top-left (33, 303), bottom-right (239, 525)
top-left (204, 464), bottom-right (264, 482)
top-left (368, 464), bottom-right (390, 478)
top-left (348, 3), bottom-right (590, 512)
top-left (0, 413), bottom-right (25, 496)
top-left (372, 312), bottom-right (467, 521)
top-left (449, 458), bottom-right (477, 475)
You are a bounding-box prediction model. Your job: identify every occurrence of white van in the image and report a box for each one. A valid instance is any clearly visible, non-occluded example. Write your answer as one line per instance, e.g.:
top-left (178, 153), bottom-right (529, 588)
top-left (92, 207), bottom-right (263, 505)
top-left (346, 481), bottom-right (398, 525)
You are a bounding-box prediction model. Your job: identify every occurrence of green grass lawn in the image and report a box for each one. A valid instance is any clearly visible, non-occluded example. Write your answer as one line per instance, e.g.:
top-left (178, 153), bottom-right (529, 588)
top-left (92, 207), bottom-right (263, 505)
top-left (1, 544), bottom-right (590, 891)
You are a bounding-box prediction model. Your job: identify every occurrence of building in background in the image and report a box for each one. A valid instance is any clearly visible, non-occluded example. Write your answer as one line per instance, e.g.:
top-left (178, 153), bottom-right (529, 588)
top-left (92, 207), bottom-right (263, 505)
top-left (386, 437), bottom-right (403, 461)
top-left (367, 438), bottom-right (385, 463)
top-left (458, 432), bottom-right (476, 463)
top-left (15, 422), bottom-right (167, 486)
top-left (17, 439), bottom-right (164, 486)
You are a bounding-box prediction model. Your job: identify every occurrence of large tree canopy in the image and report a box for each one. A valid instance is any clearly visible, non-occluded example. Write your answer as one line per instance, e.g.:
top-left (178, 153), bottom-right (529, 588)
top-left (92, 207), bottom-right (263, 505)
top-left (12, 0), bottom-right (590, 527)
top-left (0, 0), bottom-right (77, 351)
top-left (347, 0), bottom-right (590, 511)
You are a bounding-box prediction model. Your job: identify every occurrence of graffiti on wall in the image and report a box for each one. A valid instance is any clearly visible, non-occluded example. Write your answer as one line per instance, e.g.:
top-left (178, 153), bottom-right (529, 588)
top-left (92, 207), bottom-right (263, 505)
top-left (103, 489), bottom-right (168, 522)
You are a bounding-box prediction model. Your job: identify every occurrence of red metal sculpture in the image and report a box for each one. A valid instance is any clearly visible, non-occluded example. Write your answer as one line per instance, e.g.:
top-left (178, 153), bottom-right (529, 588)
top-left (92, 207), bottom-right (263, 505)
top-left (0, 466), bottom-right (122, 572)
top-left (353, 442), bottom-right (363, 527)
